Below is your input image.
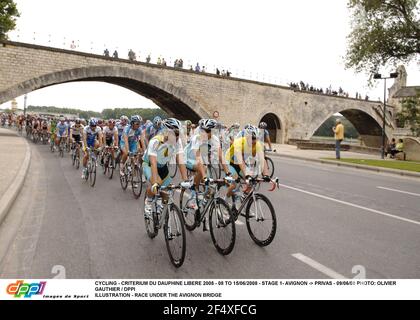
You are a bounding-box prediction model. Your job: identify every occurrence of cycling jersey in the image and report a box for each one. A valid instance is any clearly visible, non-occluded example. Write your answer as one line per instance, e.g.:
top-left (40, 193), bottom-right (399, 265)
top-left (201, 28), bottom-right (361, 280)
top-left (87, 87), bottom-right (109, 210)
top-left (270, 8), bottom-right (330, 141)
top-left (143, 134), bottom-right (184, 168)
top-left (84, 126), bottom-right (101, 148)
top-left (184, 133), bottom-right (220, 170)
top-left (120, 125), bottom-right (142, 153)
top-left (71, 124), bottom-right (84, 136)
top-left (225, 136), bottom-right (264, 165)
top-left (103, 126), bottom-right (118, 146)
top-left (56, 122), bottom-right (68, 137)
top-left (144, 123), bottom-right (162, 141)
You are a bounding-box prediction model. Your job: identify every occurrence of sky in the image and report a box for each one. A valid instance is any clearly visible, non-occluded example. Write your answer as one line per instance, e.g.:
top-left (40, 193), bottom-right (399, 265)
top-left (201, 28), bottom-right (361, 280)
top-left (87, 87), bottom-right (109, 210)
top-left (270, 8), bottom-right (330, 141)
top-left (1, 0), bottom-right (419, 112)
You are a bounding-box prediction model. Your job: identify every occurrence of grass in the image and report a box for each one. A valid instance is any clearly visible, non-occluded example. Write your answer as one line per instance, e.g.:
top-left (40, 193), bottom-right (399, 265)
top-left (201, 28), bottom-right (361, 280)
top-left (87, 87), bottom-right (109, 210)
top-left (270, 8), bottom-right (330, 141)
top-left (321, 158), bottom-right (420, 172)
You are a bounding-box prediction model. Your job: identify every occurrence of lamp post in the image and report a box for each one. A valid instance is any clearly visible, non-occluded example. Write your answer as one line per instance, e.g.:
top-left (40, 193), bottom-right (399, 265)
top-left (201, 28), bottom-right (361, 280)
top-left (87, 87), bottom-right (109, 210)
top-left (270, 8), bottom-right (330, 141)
top-left (373, 72), bottom-right (398, 159)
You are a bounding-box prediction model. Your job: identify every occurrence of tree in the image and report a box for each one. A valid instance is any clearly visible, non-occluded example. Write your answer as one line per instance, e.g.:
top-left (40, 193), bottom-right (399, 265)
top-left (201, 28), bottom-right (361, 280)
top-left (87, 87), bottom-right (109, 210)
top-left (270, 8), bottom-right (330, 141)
top-left (345, 0), bottom-right (420, 75)
top-left (396, 92), bottom-right (420, 136)
top-left (0, 0), bottom-right (20, 41)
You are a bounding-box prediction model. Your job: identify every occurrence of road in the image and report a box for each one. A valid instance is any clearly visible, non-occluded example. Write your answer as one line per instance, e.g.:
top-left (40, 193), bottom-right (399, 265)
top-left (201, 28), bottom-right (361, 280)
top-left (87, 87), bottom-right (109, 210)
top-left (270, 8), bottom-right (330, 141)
top-left (0, 141), bottom-right (419, 279)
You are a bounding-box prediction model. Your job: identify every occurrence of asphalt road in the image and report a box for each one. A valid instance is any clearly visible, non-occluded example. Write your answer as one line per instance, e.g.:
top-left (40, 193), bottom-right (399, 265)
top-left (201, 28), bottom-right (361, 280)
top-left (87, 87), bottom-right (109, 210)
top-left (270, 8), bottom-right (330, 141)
top-left (0, 142), bottom-right (419, 279)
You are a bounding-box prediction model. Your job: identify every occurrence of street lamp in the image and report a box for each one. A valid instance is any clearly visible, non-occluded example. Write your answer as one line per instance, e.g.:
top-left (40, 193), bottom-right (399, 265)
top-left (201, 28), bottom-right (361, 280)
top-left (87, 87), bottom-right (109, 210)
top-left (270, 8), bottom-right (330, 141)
top-left (373, 72), bottom-right (399, 159)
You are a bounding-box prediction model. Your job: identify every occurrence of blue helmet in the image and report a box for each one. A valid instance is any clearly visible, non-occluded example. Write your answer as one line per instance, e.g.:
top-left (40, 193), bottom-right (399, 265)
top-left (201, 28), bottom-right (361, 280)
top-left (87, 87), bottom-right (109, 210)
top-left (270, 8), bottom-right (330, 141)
top-left (153, 116), bottom-right (162, 127)
top-left (130, 115), bottom-right (142, 125)
top-left (89, 118), bottom-right (97, 126)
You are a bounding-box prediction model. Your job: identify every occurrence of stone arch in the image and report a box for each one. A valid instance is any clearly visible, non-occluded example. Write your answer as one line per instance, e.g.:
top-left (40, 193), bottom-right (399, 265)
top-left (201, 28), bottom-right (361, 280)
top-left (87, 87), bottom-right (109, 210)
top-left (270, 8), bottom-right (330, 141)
top-left (259, 112), bottom-right (282, 143)
top-left (309, 108), bottom-right (387, 148)
top-left (0, 66), bottom-right (209, 122)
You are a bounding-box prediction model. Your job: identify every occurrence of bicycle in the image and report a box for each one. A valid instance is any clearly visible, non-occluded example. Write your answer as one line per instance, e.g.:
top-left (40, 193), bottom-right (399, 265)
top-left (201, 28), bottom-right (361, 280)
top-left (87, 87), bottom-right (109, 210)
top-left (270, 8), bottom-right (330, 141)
top-left (143, 184), bottom-right (186, 268)
top-left (102, 146), bottom-right (118, 179)
top-left (230, 176), bottom-right (279, 247)
top-left (58, 137), bottom-right (67, 158)
top-left (264, 148), bottom-right (276, 178)
top-left (119, 152), bottom-right (143, 198)
top-left (71, 142), bottom-right (81, 169)
top-left (83, 147), bottom-right (98, 187)
top-left (180, 177), bottom-right (236, 255)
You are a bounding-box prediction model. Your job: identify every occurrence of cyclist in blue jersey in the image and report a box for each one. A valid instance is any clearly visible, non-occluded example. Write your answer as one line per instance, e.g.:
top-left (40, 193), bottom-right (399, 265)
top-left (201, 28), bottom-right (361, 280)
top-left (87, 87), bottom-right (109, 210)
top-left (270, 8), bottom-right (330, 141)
top-left (120, 115), bottom-right (143, 176)
top-left (55, 117), bottom-right (69, 148)
top-left (117, 115), bottom-right (129, 145)
top-left (259, 122), bottom-right (273, 150)
top-left (82, 118), bottom-right (103, 178)
top-left (141, 116), bottom-right (163, 150)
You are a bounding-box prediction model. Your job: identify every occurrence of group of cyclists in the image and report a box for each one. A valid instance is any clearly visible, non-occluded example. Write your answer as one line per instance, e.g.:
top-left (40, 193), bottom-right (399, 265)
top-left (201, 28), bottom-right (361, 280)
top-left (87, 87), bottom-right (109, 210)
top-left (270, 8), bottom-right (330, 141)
top-left (2, 110), bottom-right (278, 267)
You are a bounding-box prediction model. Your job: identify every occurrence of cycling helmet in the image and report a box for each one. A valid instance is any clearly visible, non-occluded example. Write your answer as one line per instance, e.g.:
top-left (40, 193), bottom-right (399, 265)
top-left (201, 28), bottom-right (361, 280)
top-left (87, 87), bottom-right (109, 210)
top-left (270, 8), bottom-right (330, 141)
top-left (162, 118), bottom-right (182, 131)
top-left (120, 115), bottom-right (129, 122)
top-left (97, 119), bottom-right (104, 126)
top-left (89, 118), bottom-right (97, 126)
top-left (232, 122), bottom-right (240, 129)
top-left (185, 120), bottom-right (192, 126)
top-left (108, 119), bottom-right (116, 125)
top-left (199, 118), bottom-right (218, 130)
top-left (244, 124), bottom-right (259, 138)
top-left (75, 118), bottom-right (81, 124)
top-left (59, 116), bottom-right (65, 122)
top-left (259, 122), bottom-right (267, 129)
top-left (130, 115), bottom-right (142, 125)
top-left (153, 116), bottom-right (162, 127)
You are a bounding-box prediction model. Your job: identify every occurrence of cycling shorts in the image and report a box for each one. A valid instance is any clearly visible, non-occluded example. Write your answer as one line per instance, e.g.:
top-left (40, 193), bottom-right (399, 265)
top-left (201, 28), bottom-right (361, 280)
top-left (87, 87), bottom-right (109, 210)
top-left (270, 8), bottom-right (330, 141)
top-left (142, 162), bottom-right (171, 187)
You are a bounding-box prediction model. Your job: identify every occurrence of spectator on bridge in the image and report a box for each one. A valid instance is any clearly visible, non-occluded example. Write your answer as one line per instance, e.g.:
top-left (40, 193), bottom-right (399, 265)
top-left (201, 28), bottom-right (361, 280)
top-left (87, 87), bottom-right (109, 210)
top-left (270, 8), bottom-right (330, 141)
top-left (216, 68), bottom-right (220, 76)
top-left (104, 48), bottom-right (110, 57)
top-left (179, 58), bottom-right (183, 68)
top-left (157, 57), bottom-right (161, 65)
top-left (128, 49), bottom-right (136, 61)
top-left (195, 63), bottom-right (201, 72)
top-left (146, 54), bottom-right (151, 63)
top-left (113, 50), bottom-right (119, 58)
top-left (174, 59), bottom-right (179, 67)
top-left (161, 58), bottom-right (167, 66)
top-left (365, 95), bottom-right (369, 101)
top-left (70, 40), bottom-right (76, 50)
top-left (332, 118), bottom-right (344, 160)
top-left (201, 66), bottom-right (206, 73)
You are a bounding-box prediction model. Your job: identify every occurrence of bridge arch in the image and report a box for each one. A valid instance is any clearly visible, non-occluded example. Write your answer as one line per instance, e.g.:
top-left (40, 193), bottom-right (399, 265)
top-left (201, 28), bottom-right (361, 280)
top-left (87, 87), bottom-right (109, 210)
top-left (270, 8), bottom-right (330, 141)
top-left (309, 107), bottom-right (388, 148)
top-left (259, 112), bottom-right (282, 143)
top-left (0, 66), bottom-right (209, 122)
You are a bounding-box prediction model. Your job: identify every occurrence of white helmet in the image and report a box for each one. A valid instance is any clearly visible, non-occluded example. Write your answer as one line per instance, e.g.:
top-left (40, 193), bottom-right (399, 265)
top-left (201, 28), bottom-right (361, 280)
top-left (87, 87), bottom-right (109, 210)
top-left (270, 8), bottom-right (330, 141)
top-left (199, 118), bottom-right (218, 130)
top-left (162, 118), bottom-right (182, 131)
top-left (244, 124), bottom-right (259, 138)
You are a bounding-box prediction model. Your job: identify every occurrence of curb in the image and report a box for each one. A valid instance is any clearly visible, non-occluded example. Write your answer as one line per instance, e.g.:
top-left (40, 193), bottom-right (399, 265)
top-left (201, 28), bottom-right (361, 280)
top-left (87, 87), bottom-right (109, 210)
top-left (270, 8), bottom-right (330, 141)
top-left (267, 152), bottom-right (420, 179)
top-left (0, 132), bottom-right (31, 225)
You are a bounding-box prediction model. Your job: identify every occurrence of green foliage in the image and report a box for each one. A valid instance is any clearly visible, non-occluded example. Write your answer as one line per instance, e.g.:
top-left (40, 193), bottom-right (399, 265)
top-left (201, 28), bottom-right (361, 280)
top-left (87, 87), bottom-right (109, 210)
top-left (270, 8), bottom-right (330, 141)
top-left (395, 92), bottom-right (420, 136)
top-left (26, 105), bottom-right (168, 121)
top-left (0, 0), bottom-right (20, 41)
top-left (345, 0), bottom-right (420, 76)
top-left (322, 158), bottom-right (420, 172)
top-left (313, 116), bottom-right (360, 138)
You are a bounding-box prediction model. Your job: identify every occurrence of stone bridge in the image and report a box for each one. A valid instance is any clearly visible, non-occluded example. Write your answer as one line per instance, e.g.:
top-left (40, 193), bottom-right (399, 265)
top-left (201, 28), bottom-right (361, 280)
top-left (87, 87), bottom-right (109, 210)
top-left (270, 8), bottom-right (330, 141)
top-left (0, 41), bottom-right (394, 147)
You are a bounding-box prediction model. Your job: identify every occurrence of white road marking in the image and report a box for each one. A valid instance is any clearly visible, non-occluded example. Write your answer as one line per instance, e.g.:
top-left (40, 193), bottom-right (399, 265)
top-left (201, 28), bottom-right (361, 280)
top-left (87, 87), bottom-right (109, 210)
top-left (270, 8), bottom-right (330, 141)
top-left (377, 186), bottom-right (420, 197)
top-left (279, 183), bottom-right (420, 226)
top-left (292, 253), bottom-right (346, 279)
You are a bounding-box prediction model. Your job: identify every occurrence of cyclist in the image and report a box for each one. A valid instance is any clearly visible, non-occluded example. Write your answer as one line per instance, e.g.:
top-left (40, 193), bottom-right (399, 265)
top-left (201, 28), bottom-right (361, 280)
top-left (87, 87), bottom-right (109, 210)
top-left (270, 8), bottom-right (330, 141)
top-left (55, 117), bottom-right (69, 149)
top-left (185, 120), bottom-right (193, 142)
top-left (142, 118), bottom-right (190, 217)
top-left (40, 118), bottom-right (49, 141)
top-left (227, 122), bottom-right (241, 144)
top-left (119, 115), bottom-right (143, 176)
top-left (184, 118), bottom-right (230, 209)
top-left (259, 121), bottom-right (273, 150)
top-left (225, 125), bottom-right (270, 209)
top-left (102, 119), bottom-right (119, 165)
top-left (70, 118), bottom-right (84, 151)
top-left (117, 115), bottom-right (129, 145)
top-left (141, 116), bottom-right (163, 149)
top-left (82, 118), bottom-right (103, 179)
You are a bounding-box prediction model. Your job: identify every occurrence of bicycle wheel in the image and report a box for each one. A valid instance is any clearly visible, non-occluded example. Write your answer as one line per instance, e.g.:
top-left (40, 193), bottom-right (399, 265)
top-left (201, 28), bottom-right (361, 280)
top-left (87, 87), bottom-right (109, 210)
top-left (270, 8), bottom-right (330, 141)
top-left (75, 156), bottom-right (80, 170)
top-left (106, 156), bottom-right (114, 180)
top-left (102, 154), bottom-right (109, 175)
top-left (131, 165), bottom-right (143, 199)
top-left (59, 146), bottom-right (64, 158)
top-left (164, 204), bottom-right (186, 268)
top-left (179, 188), bottom-right (197, 231)
top-left (89, 159), bottom-right (96, 187)
top-left (119, 166), bottom-right (128, 190)
top-left (245, 193), bottom-right (276, 246)
top-left (143, 193), bottom-right (158, 239)
top-left (209, 198), bottom-right (236, 255)
top-left (265, 157), bottom-right (275, 178)
top-left (72, 152), bottom-right (76, 167)
top-left (208, 165), bottom-right (219, 180)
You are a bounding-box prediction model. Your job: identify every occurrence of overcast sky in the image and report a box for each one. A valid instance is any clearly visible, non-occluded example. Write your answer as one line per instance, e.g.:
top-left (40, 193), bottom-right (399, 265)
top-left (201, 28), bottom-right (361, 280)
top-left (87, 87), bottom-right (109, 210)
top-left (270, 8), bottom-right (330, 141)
top-left (1, 0), bottom-right (419, 112)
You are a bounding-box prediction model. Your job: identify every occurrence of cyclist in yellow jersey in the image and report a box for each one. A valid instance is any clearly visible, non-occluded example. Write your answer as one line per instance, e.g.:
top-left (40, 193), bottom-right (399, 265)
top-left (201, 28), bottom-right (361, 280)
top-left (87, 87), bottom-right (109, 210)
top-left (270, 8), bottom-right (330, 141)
top-left (225, 125), bottom-right (270, 204)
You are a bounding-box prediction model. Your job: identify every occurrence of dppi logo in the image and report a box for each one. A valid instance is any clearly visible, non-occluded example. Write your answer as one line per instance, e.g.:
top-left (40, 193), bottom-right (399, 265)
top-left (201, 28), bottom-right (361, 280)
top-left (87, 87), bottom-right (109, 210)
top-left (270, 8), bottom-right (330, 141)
top-left (6, 280), bottom-right (46, 298)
